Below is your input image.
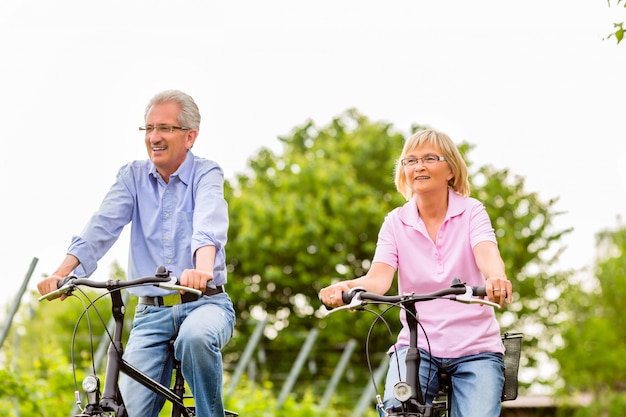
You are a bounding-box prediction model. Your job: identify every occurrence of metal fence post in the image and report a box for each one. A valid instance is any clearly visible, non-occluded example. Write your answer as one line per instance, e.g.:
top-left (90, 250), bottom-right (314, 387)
top-left (353, 354), bottom-right (390, 416)
top-left (226, 317), bottom-right (268, 396)
top-left (1, 257), bottom-right (38, 349)
top-left (320, 338), bottom-right (357, 408)
top-left (277, 328), bottom-right (319, 408)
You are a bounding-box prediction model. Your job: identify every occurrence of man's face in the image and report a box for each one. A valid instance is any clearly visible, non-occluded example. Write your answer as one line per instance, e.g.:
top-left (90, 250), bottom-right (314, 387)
top-left (143, 101), bottom-right (197, 180)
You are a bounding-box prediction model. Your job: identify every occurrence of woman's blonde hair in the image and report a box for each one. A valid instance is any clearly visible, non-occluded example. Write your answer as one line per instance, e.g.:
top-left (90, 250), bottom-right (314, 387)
top-left (394, 129), bottom-right (470, 200)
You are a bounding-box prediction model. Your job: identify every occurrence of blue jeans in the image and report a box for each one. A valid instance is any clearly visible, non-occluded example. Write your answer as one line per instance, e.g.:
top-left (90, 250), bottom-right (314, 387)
top-left (382, 346), bottom-right (504, 417)
top-left (119, 293), bottom-right (235, 417)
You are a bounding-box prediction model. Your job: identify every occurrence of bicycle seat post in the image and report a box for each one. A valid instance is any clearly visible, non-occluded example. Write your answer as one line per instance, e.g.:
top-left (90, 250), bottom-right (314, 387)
top-left (170, 340), bottom-right (188, 417)
top-left (432, 370), bottom-right (451, 414)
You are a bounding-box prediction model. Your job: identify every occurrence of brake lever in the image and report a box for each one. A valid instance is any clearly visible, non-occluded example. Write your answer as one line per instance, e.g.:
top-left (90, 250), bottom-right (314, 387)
top-left (454, 286), bottom-right (501, 309)
top-left (38, 286), bottom-right (70, 301)
top-left (322, 288), bottom-right (366, 316)
top-left (158, 276), bottom-right (203, 296)
top-left (37, 275), bottom-right (78, 301)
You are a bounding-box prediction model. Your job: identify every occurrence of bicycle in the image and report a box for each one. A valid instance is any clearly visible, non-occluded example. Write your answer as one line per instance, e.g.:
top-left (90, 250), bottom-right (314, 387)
top-left (38, 265), bottom-right (239, 417)
top-left (323, 278), bottom-right (522, 417)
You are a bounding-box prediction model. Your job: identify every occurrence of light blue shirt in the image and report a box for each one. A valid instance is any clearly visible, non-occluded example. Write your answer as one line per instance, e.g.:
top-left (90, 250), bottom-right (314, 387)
top-left (67, 151), bottom-right (229, 296)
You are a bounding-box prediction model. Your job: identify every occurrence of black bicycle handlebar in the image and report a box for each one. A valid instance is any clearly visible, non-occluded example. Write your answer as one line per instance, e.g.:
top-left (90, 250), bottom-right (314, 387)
top-left (38, 266), bottom-right (216, 302)
top-left (324, 278), bottom-right (498, 315)
top-left (342, 284), bottom-right (487, 304)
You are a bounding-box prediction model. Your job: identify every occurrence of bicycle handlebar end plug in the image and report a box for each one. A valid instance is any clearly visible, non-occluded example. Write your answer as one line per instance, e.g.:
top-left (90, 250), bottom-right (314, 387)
top-left (155, 265), bottom-right (171, 278)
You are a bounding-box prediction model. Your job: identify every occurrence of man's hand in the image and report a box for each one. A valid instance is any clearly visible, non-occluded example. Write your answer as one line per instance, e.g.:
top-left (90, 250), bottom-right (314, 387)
top-left (179, 269), bottom-right (214, 292)
top-left (37, 275), bottom-right (67, 301)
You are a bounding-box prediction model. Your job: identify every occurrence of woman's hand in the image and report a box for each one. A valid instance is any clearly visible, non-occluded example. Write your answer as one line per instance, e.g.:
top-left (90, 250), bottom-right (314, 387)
top-left (319, 282), bottom-right (351, 309)
top-left (485, 276), bottom-right (512, 307)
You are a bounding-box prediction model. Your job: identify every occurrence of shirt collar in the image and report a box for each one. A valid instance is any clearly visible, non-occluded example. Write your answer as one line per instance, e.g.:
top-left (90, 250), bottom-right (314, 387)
top-left (398, 188), bottom-right (466, 226)
top-left (148, 151), bottom-right (194, 185)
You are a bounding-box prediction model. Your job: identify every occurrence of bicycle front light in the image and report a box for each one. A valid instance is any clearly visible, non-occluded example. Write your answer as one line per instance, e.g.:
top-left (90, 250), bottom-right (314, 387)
top-left (393, 381), bottom-right (413, 402)
top-left (82, 375), bottom-right (100, 393)
top-left (82, 374), bottom-right (101, 406)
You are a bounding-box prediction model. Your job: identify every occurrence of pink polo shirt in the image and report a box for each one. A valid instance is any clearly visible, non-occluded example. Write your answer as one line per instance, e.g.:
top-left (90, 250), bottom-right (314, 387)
top-left (373, 189), bottom-right (504, 357)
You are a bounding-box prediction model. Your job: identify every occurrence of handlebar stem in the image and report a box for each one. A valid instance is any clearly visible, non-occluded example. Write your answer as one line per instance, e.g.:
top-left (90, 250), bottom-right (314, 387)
top-left (403, 302), bottom-right (424, 405)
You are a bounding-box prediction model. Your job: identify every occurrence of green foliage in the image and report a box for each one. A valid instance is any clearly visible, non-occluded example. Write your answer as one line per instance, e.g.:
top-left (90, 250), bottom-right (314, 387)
top-left (0, 262), bottom-right (135, 417)
top-left (224, 109), bottom-right (411, 386)
top-left (553, 225), bottom-right (626, 407)
top-left (556, 392), bottom-right (626, 417)
top-left (223, 379), bottom-right (351, 417)
top-left (608, 0), bottom-right (625, 44)
top-left (157, 378), bottom-right (357, 417)
top-left (0, 342), bottom-right (75, 416)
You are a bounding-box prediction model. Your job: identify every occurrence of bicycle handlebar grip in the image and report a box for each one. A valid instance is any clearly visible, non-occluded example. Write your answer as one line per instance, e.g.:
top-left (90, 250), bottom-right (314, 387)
top-left (342, 286), bottom-right (366, 304)
top-left (56, 275), bottom-right (77, 289)
top-left (472, 286), bottom-right (487, 297)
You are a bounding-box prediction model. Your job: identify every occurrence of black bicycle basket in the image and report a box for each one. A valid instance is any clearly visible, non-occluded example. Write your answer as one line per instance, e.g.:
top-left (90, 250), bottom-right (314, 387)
top-left (501, 332), bottom-right (523, 401)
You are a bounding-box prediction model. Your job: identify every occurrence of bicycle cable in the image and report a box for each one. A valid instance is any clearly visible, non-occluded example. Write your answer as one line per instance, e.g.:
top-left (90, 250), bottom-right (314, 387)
top-left (360, 297), bottom-right (443, 409)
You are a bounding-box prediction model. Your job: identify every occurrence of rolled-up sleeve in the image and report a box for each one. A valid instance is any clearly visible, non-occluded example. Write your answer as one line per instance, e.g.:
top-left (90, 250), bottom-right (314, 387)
top-left (67, 166), bottom-right (134, 276)
top-left (190, 163), bottom-right (229, 283)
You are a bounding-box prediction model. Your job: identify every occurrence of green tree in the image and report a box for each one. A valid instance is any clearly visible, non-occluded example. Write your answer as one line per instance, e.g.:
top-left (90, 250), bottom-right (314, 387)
top-left (0, 343), bottom-right (75, 417)
top-left (553, 223), bottom-right (626, 415)
top-left (224, 109), bottom-right (408, 396)
top-left (1, 293), bottom-right (79, 417)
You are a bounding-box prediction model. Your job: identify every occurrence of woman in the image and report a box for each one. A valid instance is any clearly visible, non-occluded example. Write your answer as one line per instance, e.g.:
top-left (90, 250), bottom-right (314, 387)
top-left (319, 129), bottom-right (512, 417)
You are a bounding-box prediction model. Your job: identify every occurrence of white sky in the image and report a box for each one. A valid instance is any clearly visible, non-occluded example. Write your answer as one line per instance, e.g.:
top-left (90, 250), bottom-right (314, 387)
top-left (1, 0), bottom-right (625, 309)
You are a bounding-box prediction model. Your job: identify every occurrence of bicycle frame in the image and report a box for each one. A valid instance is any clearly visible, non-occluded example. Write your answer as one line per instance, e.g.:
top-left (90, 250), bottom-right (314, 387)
top-left (96, 288), bottom-right (193, 416)
top-left (39, 267), bottom-right (237, 417)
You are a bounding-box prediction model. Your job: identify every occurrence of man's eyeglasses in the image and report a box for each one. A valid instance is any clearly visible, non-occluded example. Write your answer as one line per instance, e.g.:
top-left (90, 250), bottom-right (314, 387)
top-left (139, 125), bottom-right (191, 134)
top-left (401, 155), bottom-right (447, 166)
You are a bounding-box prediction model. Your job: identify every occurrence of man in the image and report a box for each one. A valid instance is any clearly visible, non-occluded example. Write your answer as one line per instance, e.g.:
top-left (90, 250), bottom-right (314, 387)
top-left (37, 89), bottom-right (235, 417)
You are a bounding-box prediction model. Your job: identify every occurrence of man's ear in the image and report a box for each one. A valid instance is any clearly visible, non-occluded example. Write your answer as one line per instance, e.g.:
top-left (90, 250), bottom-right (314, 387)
top-left (186, 129), bottom-right (198, 150)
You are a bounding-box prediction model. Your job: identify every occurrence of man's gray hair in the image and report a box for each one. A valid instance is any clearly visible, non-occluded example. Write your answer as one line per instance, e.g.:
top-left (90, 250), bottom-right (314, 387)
top-left (144, 90), bottom-right (201, 131)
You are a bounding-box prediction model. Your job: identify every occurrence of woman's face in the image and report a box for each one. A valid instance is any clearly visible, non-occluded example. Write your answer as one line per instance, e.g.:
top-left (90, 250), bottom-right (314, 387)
top-left (402, 143), bottom-right (454, 196)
